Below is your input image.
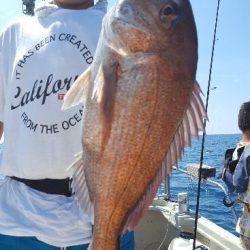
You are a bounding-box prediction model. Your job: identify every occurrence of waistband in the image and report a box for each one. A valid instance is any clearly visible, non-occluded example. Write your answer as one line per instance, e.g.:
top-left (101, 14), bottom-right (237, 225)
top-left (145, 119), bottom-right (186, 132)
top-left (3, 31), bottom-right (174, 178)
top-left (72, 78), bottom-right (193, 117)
top-left (10, 176), bottom-right (73, 197)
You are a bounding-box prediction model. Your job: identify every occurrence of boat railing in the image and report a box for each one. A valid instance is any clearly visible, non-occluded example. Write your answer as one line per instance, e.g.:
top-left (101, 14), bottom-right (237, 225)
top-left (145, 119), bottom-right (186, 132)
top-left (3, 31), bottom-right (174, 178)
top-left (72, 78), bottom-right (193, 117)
top-left (169, 164), bottom-right (238, 223)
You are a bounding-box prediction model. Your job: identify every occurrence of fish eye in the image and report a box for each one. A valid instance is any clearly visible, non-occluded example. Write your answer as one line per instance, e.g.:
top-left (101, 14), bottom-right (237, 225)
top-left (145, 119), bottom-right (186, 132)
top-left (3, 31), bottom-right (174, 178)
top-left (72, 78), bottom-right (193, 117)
top-left (163, 6), bottom-right (174, 16)
top-left (160, 2), bottom-right (179, 24)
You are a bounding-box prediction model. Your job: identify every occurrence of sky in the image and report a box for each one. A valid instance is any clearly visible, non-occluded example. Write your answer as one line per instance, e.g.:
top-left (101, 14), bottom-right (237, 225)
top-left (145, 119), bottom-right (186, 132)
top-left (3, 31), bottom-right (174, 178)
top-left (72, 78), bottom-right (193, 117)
top-left (0, 0), bottom-right (249, 135)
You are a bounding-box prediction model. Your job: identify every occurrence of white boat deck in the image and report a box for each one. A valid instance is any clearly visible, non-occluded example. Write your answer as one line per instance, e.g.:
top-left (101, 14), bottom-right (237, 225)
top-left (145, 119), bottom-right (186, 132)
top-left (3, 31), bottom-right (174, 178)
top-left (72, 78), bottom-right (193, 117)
top-left (134, 199), bottom-right (242, 250)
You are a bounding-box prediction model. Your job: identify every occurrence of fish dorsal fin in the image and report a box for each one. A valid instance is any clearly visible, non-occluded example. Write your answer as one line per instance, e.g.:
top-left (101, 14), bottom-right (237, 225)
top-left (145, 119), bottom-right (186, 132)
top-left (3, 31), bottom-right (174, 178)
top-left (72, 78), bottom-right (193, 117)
top-left (124, 81), bottom-right (207, 231)
top-left (62, 67), bottom-right (91, 110)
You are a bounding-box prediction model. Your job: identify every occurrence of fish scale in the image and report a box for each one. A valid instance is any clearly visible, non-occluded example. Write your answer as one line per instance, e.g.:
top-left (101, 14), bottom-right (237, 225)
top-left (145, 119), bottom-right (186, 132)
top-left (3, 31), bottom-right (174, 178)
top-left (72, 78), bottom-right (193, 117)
top-left (63, 0), bottom-right (206, 249)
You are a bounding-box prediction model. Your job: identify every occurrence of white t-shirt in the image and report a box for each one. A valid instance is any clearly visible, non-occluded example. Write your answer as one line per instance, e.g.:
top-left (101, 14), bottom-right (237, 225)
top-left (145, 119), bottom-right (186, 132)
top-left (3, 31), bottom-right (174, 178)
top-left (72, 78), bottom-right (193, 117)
top-left (0, 4), bottom-right (105, 247)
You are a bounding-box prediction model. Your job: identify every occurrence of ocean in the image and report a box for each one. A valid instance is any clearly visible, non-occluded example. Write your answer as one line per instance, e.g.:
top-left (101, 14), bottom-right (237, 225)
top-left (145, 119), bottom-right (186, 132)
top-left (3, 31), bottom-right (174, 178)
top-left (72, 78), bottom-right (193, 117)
top-left (164, 133), bottom-right (242, 236)
top-left (0, 134), bottom-right (242, 236)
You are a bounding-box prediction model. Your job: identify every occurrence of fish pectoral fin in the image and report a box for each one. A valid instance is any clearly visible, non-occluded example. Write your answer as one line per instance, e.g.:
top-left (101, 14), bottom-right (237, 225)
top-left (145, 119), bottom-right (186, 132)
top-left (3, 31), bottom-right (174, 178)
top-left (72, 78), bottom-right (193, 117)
top-left (91, 62), bottom-right (118, 106)
top-left (92, 62), bottom-right (119, 151)
top-left (62, 67), bottom-right (91, 110)
top-left (91, 64), bottom-right (106, 103)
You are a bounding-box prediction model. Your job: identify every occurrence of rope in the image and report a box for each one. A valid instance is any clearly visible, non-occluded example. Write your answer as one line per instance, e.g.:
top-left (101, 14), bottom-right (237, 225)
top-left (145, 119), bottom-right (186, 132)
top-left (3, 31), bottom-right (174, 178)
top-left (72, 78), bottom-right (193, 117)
top-left (192, 0), bottom-right (222, 249)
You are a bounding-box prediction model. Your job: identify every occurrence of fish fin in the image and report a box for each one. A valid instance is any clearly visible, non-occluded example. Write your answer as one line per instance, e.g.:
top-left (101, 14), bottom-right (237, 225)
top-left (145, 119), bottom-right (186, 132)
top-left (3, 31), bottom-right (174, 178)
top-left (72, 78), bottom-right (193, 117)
top-left (68, 152), bottom-right (94, 224)
top-left (91, 64), bottom-right (106, 103)
top-left (164, 81), bottom-right (207, 171)
top-left (87, 241), bottom-right (93, 250)
top-left (92, 63), bottom-right (119, 152)
top-left (62, 67), bottom-right (91, 110)
top-left (123, 81), bottom-right (207, 231)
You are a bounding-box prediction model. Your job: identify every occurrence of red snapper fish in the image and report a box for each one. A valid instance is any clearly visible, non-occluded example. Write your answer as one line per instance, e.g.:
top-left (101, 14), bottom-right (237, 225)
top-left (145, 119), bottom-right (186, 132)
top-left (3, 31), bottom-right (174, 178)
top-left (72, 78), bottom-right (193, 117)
top-left (63, 0), bottom-right (206, 249)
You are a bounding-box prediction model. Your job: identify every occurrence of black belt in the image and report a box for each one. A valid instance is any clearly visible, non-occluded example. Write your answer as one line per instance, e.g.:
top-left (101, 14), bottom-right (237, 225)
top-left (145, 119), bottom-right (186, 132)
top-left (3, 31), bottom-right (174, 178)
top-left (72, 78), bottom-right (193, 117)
top-left (11, 176), bottom-right (73, 197)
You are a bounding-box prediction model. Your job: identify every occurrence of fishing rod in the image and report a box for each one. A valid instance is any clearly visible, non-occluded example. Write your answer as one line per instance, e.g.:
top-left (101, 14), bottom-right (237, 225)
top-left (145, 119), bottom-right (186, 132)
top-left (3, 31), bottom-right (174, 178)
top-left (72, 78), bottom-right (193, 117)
top-left (193, 0), bottom-right (222, 249)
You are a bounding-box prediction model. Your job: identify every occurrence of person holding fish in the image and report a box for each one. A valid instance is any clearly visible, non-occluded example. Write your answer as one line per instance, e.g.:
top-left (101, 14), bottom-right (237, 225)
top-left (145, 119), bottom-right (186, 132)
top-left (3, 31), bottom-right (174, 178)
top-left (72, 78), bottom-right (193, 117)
top-left (0, 0), bottom-right (134, 249)
top-left (222, 101), bottom-right (250, 249)
top-left (63, 0), bottom-right (206, 249)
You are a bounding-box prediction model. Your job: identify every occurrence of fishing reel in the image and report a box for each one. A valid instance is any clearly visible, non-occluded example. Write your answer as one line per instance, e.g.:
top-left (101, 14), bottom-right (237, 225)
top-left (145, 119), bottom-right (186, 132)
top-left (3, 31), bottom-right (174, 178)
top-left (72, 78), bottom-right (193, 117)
top-left (22, 0), bottom-right (36, 16)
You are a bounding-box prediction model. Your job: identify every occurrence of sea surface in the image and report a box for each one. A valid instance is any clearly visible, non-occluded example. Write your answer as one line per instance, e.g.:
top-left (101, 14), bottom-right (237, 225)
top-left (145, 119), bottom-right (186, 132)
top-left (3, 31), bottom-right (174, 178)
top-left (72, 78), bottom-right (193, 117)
top-left (160, 133), bottom-right (242, 236)
top-left (0, 134), bottom-right (242, 236)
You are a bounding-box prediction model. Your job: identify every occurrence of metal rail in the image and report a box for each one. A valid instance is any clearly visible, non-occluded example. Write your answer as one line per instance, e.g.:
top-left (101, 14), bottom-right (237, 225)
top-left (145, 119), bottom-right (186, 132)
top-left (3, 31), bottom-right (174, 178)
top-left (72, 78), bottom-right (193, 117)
top-left (174, 167), bottom-right (238, 223)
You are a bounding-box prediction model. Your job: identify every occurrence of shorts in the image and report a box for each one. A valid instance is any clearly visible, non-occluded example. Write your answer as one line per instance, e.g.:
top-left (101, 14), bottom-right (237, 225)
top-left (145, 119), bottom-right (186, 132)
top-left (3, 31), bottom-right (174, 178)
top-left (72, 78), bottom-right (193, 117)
top-left (0, 231), bottom-right (134, 250)
top-left (0, 234), bottom-right (89, 250)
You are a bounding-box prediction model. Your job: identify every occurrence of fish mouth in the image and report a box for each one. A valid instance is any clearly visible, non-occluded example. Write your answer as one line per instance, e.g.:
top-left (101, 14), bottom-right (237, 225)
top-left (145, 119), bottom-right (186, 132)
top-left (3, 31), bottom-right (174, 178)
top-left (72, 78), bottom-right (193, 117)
top-left (116, 17), bottom-right (150, 35)
top-left (103, 5), bottom-right (154, 54)
top-left (110, 4), bottom-right (151, 34)
top-left (103, 14), bottom-right (152, 56)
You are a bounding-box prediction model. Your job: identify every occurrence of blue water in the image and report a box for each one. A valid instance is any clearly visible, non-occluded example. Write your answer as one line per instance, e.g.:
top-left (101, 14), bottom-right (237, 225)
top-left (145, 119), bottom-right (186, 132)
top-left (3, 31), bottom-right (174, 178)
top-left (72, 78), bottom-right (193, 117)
top-left (164, 133), bottom-right (242, 235)
top-left (0, 134), bottom-right (242, 235)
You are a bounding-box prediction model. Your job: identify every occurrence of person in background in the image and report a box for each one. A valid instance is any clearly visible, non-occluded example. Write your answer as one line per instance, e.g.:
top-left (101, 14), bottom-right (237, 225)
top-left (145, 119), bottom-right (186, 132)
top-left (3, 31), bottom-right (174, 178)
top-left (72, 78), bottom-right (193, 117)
top-left (232, 101), bottom-right (250, 249)
top-left (236, 102), bottom-right (250, 249)
top-left (0, 0), bottom-right (134, 249)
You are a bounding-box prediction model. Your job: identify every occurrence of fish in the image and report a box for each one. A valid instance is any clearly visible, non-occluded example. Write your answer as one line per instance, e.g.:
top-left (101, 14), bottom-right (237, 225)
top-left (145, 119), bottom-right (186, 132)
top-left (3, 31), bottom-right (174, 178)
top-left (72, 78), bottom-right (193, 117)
top-left (63, 0), bottom-right (206, 249)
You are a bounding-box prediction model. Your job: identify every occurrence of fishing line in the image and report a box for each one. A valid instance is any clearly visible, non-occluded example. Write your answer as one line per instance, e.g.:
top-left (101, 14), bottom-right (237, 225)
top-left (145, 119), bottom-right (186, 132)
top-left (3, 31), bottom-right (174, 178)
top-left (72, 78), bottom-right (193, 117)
top-left (192, 0), bottom-right (222, 249)
top-left (156, 219), bottom-right (170, 250)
